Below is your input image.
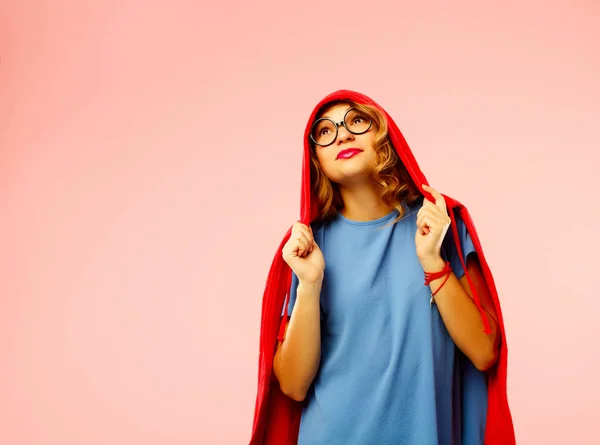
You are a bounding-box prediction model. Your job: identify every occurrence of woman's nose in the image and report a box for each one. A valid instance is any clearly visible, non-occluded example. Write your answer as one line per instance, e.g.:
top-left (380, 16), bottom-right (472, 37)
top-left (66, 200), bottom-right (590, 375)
top-left (336, 125), bottom-right (354, 144)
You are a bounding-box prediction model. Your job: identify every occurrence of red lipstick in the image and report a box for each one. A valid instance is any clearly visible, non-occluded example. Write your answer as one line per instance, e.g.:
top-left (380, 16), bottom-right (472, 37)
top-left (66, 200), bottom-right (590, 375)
top-left (336, 148), bottom-right (363, 160)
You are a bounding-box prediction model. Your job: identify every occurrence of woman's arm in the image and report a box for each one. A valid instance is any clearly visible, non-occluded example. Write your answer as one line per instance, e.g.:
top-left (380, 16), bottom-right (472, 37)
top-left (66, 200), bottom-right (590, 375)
top-left (273, 278), bottom-right (323, 402)
top-left (421, 252), bottom-right (501, 372)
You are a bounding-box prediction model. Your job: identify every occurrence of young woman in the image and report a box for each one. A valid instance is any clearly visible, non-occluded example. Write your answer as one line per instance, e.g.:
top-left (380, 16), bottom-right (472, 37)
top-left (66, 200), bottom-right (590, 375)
top-left (249, 90), bottom-right (515, 445)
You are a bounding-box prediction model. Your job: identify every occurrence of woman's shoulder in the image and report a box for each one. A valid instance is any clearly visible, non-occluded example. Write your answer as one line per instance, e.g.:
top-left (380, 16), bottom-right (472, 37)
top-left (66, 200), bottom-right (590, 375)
top-left (399, 196), bottom-right (424, 219)
top-left (309, 218), bottom-right (329, 235)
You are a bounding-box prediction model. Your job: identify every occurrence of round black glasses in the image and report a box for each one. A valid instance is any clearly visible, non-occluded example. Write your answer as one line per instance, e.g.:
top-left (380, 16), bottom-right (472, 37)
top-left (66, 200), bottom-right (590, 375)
top-left (310, 108), bottom-right (373, 147)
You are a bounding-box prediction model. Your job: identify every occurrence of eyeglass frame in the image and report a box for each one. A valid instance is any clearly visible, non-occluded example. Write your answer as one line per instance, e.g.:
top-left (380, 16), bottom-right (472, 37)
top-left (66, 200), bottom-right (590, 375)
top-left (309, 107), bottom-right (374, 147)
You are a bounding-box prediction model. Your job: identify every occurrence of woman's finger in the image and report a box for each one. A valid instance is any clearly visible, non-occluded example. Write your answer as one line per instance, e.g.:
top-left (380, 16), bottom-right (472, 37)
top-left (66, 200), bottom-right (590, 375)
top-left (291, 223), bottom-right (316, 257)
top-left (422, 184), bottom-right (447, 212)
top-left (295, 227), bottom-right (314, 254)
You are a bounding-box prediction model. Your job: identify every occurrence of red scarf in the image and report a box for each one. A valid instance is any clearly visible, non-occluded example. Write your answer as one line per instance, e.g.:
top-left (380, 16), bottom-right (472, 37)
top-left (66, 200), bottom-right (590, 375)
top-left (248, 90), bottom-right (516, 445)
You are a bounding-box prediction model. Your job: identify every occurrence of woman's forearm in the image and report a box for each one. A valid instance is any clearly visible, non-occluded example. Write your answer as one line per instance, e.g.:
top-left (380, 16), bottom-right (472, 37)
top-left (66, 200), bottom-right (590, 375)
top-left (273, 279), bottom-right (323, 401)
top-left (421, 256), bottom-right (500, 371)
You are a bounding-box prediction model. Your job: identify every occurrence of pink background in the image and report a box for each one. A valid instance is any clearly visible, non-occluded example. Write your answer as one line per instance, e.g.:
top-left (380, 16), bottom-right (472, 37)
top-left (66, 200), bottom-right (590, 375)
top-left (1, 0), bottom-right (599, 443)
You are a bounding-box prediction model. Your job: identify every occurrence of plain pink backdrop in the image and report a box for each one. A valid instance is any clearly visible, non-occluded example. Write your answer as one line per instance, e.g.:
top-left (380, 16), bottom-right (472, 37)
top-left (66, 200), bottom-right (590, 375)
top-left (1, 0), bottom-right (599, 443)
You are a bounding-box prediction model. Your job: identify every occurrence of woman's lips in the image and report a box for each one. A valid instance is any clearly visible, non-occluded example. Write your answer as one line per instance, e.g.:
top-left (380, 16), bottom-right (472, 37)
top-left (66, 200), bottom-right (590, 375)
top-left (336, 148), bottom-right (363, 160)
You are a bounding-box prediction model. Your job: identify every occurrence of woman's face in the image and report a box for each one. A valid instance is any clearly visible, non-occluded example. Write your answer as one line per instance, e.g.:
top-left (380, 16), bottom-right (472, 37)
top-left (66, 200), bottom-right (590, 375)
top-left (312, 103), bottom-right (378, 186)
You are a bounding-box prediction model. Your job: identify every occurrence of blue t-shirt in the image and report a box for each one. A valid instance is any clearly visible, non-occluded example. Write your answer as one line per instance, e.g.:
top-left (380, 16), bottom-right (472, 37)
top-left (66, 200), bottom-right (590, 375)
top-left (284, 199), bottom-right (488, 445)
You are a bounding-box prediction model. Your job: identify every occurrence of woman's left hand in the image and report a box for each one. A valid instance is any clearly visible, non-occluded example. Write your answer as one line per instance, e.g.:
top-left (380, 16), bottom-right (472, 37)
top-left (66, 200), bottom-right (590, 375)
top-left (415, 184), bottom-right (451, 263)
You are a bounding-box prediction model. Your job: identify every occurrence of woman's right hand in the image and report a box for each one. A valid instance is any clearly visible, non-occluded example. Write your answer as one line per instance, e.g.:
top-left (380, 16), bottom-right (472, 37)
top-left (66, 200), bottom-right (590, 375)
top-left (282, 222), bottom-right (325, 284)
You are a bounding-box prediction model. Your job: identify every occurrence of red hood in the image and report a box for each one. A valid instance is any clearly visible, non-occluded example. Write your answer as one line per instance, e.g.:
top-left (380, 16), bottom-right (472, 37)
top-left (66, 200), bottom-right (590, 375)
top-left (299, 90), bottom-right (431, 225)
top-left (249, 90), bottom-right (515, 445)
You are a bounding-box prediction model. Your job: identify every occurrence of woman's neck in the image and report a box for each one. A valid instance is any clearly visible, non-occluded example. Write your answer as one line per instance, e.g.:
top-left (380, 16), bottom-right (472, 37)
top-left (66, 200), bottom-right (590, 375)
top-left (338, 180), bottom-right (395, 222)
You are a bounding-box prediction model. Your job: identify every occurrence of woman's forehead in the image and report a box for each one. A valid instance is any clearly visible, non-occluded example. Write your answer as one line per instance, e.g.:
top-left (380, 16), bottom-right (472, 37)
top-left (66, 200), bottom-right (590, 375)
top-left (317, 102), bottom-right (352, 120)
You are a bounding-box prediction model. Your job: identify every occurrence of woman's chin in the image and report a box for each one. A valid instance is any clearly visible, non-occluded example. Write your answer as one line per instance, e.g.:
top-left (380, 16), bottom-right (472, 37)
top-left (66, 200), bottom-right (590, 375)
top-left (331, 169), bottom-right (375, 187)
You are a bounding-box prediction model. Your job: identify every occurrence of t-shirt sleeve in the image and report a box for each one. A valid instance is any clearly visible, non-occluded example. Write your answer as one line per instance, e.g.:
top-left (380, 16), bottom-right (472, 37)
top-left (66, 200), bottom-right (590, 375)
top-left (442, 212), bottom-right (477, 280)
